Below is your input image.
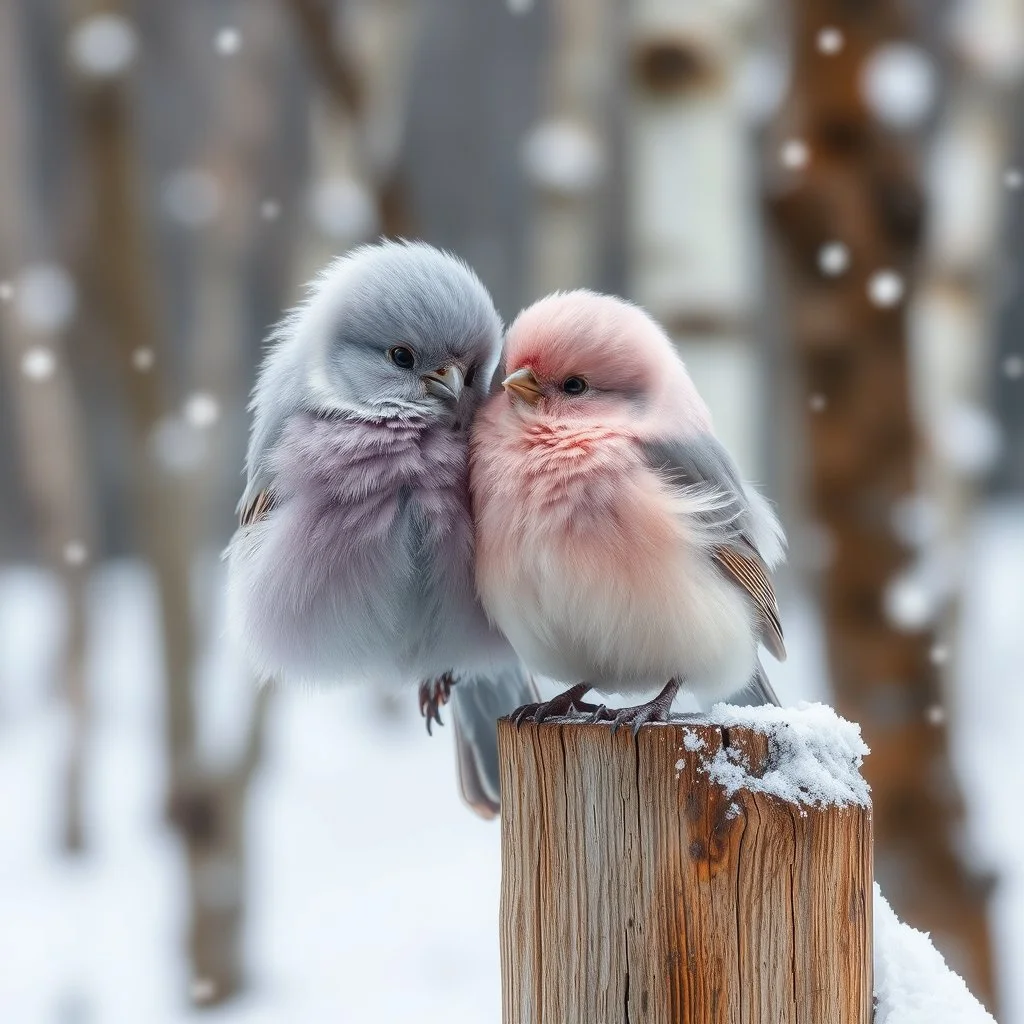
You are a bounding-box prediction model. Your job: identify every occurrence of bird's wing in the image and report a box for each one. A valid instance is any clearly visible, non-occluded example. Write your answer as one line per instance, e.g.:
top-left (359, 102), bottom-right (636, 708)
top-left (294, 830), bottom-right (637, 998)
top-left (641, 434), bottom-right (787, 662)
top-left (237, 325), bottom-right (309, 525)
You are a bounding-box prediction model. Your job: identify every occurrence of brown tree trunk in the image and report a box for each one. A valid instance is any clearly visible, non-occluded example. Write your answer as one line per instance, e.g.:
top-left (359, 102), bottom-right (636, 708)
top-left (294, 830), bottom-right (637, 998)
top-left (763, 0), bottom-right (997, 1008)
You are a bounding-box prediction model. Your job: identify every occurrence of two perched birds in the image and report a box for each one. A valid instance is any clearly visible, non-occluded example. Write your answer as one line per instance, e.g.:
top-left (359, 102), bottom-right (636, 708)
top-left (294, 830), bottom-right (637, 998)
top-left (227, 241), bottom-right (786, 818)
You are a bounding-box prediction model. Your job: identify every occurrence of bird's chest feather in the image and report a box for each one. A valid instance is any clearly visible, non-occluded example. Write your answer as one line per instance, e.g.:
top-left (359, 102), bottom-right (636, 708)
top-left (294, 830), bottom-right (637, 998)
top-left (475, 418), bottom-right (681, 593)
top-left (274, 414), bottom-right (473, 593)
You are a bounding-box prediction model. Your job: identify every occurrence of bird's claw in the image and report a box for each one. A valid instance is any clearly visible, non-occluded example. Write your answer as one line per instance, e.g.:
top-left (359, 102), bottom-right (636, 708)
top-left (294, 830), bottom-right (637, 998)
top-left (511, 684), bottom-right (592, 727)
top-left (607, 679), bottom-right (680, 738)
top-left (419, 673), bottom-right (454, 736)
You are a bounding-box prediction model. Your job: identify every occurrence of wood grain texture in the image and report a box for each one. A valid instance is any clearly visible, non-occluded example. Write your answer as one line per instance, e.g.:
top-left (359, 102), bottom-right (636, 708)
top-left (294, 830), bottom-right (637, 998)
top-left (499, 718), bottom-right (873, 1024)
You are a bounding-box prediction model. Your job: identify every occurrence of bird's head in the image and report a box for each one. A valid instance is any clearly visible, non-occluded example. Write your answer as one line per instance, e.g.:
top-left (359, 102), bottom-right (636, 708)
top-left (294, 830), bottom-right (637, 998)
top-left (499, 290), bottom-right (710, 432)
top-left (293, 240), bottom-right (503, 424)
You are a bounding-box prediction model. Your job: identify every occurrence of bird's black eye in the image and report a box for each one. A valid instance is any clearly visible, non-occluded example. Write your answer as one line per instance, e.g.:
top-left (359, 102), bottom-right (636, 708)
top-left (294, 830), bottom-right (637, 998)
top-left (562, 376), bottom-right (588, 395)
top-left (388, 346), bottom-right (415, 369)
top-left (464, 364), bottom-right (477, 388)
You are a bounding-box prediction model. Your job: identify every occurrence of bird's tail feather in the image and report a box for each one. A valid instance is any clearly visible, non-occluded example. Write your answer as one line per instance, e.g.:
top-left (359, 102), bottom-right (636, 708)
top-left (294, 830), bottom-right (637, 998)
top-left (712, 657), bottom-right (781, 709)
top-left (449, 665), bottom-right (538, 819)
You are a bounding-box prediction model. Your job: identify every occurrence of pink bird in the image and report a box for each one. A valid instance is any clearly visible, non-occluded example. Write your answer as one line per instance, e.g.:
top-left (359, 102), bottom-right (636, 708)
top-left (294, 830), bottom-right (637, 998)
top-left (470, 291), bottom-right (786, 731)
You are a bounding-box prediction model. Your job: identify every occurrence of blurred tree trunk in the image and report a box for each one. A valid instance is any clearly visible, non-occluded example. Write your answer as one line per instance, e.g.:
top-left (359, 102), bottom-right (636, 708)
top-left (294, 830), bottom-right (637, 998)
top-left (626, 0), bottom-right (765, 477)
top-left (0, 0), bottom-right (96, 854)
top-left (65, 0), bottom-right (269, 1007)
top-left (913, 0), bottom-right (1024, 671)
top-left (287, 0), bottom-right (417, 282)
top-left (763, 0), bottom-right (997, 1008)
top-left (523, 0), bottom-right (617, 297)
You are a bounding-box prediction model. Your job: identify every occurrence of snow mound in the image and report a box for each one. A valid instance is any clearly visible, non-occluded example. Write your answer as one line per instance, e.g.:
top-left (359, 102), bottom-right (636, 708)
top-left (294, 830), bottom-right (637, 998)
top-left (874, 886), bottom-right (996, 1024)
top-left (703, 701), bottom-right (871, 808)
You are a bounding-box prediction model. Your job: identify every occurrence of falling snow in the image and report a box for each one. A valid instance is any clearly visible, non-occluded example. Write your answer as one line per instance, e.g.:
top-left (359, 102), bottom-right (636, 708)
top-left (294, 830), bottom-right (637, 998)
top-left (21, 346), bottom-right (57, 381)
top-left (260, 199), bottom-right (281, 221)
top-left (150, 417), bottom-right (206, 473)
top-left (809, 393), bottom-right (827, 413)
top-left (934, 403), bottom-right (1001, 476)
top-left (817, 28), bottom-right (844, 55)
top-left (62, 542), bottom-right (88, 567)
top-left (507, 0), bottom-right (535, 13)
top-left (867, 269), bottom-right (905, 307)
top-left (132, 347), bottom-right (155, 372)
top-left (308, 177), bottom-right (378, 242)
top-left (1004, 354), bottom-right (1023, 379)
top-left (68, 13), bottom-right (138, 77)
top-left (930, 644), bottom-right (950, 666)
top-left (926, 705), bottom-right (947, 726)
top-left (190, 977), bottom-right (217, 1004)
top-left (818, 241), bottom-right (850, 276)
top-left (215, 28), bottom-right (241, 56)
top-left (861, 44), bottom-right (937, 128)
top-left (522, 119), bottom-right (604, 195)
top-left (161, 169), bottom-right (222, 229)
top-left (15, 263), bottom-right (77, 332)
top-left (1004, 168), bottom-right (1023, 190)
top-left (0, 280), bottom-right (12, 302)
top-left (884, 574), bottom-right (934, 631)
top-left (780, 139), bottom-right (809, 170)
top-left (183, 392), bottom-right (220, 429)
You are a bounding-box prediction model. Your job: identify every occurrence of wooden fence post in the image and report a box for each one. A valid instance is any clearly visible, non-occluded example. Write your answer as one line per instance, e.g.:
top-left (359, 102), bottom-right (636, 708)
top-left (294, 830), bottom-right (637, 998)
top-left (499, 715), bottom-right (873, 1024)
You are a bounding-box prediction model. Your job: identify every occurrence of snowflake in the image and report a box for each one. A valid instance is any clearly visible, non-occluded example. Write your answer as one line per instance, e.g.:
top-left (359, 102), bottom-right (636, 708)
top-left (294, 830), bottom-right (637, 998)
top-left (308, 177), bottom-right (378, 241)
top-left (15, 263), bottom-right (77, 332)
top-left (68, 13), bottom-right (138, 77)
top-left (215, 28), bottom-right (241, 56)
top-left (860, 43), bottom-right (936, 128)
top-left (260, 199), bottom-right (281, 221)
top-left (809, 393), bottom-right (827, 413)
top-left (929, 644), bottom-right (950, 666)
top-left (0, 280), bottom-right (12, 302)
top-left (1004, 168), bottom-right (1023, 190)
top-left (522, 119), bottom-right (604, 194)
top-left (63, 541), bottom-right (88, 566)
top-left (507, 0), bottom-right (534, 12)
top-left (132, 347), bottom-right (155, 371)
top-left (883, 575), bottom-right (933, 631)
top-left (867, 269), bottom-right (904, 307)
top-left (925, 704), bottom-right (946, 726)
top-left (817, 28), bottom-right (844, 55)
top-left (933, 403), bottom-right (1001, 475)
top-left (21, 346), bottom-right (57, 381)
top-left (162, 169), bottom-right (222, 229)
top-left (190, 978), bottom-right (217, 1004)
top-left (780, 139), bottom-right (809, 170)
top-left (184, 392), bottom-right (220, 428)
top-left (818, 241), bottom-right (850, 276)
top-left (1003, 354), bottom-right (1023, 379)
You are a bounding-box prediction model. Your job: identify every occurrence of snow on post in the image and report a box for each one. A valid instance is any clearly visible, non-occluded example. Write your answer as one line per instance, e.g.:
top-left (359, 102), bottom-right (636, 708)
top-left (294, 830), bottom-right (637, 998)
top-left (498, 704), bottom-right (873, 1023)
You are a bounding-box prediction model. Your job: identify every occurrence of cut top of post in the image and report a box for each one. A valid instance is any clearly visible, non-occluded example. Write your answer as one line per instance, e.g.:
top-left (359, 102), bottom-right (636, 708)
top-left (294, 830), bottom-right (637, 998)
top-left (498, 702), bottom-right (873, 1024)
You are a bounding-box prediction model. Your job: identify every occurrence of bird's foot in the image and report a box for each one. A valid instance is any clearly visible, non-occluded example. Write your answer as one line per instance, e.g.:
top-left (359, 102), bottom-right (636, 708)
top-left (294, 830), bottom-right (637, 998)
top-left (511, 683), bottom-right (594, 727)
top-left (419, 672), bottom-right (455, 736)
top-left (609, 678), bottom-right (681, 738)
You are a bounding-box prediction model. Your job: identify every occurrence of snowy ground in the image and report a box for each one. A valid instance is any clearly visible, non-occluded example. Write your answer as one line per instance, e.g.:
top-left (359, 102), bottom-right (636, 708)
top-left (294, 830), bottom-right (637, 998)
top-left (0, 502), bottom-right (1020, 1022)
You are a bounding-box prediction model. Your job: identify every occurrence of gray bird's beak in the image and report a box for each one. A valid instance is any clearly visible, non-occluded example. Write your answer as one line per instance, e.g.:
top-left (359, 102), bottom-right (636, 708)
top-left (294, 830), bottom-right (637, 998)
top-left (502, 367), bottom-right (542, 406)
top-left (422, 363), bottom-right (465, 404)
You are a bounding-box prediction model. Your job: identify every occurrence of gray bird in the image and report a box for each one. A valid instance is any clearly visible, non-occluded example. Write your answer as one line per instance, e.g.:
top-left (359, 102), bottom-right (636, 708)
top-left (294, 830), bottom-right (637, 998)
top-left (226, 240), bottom-right (537, 817)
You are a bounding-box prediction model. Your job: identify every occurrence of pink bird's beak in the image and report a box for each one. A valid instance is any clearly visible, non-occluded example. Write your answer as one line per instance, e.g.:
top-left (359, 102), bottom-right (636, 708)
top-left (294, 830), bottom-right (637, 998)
top-left (502, 367), bottom-right (542, 406)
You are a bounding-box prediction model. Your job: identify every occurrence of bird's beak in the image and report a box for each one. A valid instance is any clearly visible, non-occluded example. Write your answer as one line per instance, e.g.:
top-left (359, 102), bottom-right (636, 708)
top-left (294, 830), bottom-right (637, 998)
top-left (502, 367), bottom-right (542, 406)
top-left (421, 363), bottom-right (465, 404)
